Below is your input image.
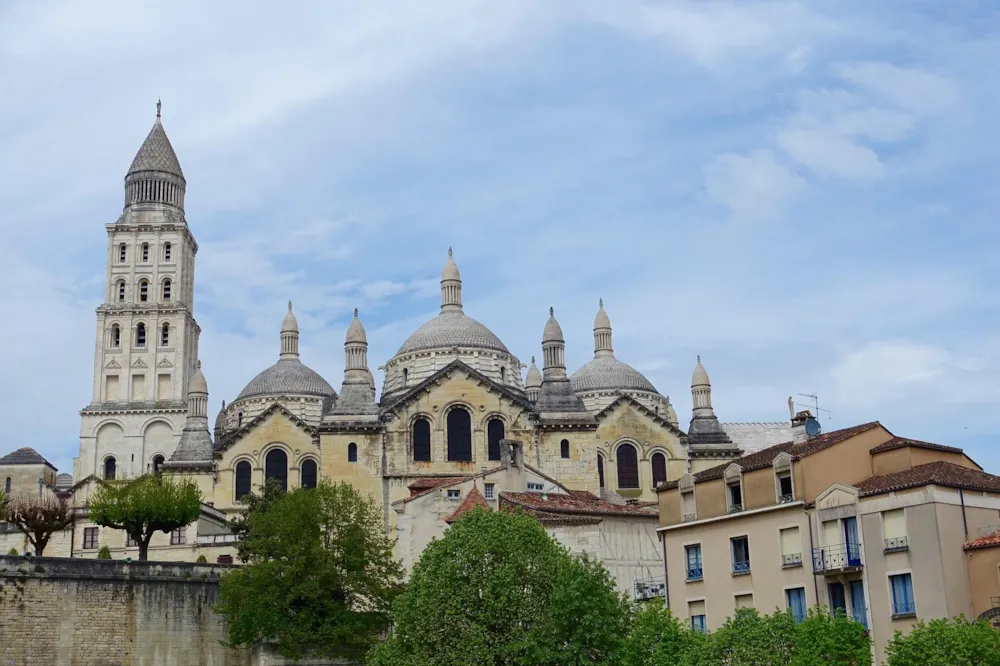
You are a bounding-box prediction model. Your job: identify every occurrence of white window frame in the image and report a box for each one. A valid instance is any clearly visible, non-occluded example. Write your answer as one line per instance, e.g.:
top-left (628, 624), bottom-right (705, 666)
top-left (484, 483), bottom-right (495, 500)
top-left (446, 489), bottom-right (461, 500)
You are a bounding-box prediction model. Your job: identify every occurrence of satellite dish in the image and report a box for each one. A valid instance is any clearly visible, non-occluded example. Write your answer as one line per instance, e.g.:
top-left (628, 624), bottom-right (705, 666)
top-left (805, 417), bottom-right (822, 438)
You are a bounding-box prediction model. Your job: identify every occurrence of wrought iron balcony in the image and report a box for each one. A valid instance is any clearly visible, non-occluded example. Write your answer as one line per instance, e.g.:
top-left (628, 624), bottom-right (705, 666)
top-left (781, 552), bottom-right (803, 568)
top-left (778, 493), bottom-right (795, 504)
top-left (728, 503), bottom-right (744, 514)
top-left (812, 543), bottom-right (862, 573)
top-left (686, 566), bottom-right (703, 581)
top-left (732, 560), bottom-right (751, 575)
top-left (884, 536), bottom-right (908, 553)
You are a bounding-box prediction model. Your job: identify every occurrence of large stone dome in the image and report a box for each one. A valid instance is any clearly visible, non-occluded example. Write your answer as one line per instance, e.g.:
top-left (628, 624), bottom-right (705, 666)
top-left (396, 311), bottom-right (510, 355)
top-left (235, 359), bottom-right (336, 401)
top-left (570, 356), bottom-right (658, 394)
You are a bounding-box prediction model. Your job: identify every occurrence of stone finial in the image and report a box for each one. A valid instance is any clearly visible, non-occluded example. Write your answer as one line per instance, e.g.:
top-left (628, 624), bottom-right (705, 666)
top-left (156, 98), bottom-right (162, 118)
top-left (354, 307), bottom-right (359, 317)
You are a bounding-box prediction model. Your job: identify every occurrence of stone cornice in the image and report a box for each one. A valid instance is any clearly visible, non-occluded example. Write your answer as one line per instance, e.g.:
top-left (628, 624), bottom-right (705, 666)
top-left (80, 401), bottom-right (187, 416)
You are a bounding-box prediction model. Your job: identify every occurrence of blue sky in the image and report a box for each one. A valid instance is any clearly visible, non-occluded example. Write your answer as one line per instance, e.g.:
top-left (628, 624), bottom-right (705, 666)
top-left (2, 1), bottom-right (999, 475)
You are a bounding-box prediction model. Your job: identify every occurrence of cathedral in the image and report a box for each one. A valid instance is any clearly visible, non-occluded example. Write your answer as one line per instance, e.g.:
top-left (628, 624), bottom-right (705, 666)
top-left (1, 106), bottom-right (793, 591)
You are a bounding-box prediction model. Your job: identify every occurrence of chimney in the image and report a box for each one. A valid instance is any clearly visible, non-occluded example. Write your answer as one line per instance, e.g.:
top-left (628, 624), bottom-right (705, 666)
top-left (791, 410), bottom-right (822, 444)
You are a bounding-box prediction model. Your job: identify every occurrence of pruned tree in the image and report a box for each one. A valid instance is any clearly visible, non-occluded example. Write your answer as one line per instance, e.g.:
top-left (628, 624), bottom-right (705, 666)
top-left (4, 494), bottom-right (74, 556)
top-left (88, 474), bottom-right (202, 561)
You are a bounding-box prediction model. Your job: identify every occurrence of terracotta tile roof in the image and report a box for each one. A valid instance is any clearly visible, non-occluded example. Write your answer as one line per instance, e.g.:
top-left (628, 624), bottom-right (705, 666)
top-left (869, 437), bottom-right (965, 456)
top-left (498, 491), bottom-right (658, 518)
top-left (660, 422), bottom-right (883, 490)
top-left (501, 504), bottom-right (604, 526)
top-left (856, 461), bottom-right (1000, 497)
top-left (965, 528), bottom-right (1000, 551)
top-left (407, 477), bottom-right (467, 496)
top-left (445, 487), bottom-right (491, 523)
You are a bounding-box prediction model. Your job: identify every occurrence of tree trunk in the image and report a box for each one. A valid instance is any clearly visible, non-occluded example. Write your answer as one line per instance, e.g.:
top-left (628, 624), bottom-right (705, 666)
top-left (139, 534), bottom-right (153, 561)
top-left (32, 531), bottom-right (50, 557)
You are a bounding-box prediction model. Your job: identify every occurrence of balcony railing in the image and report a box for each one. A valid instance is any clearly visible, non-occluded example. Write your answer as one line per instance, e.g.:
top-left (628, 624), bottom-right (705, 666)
top-left (686, 566), bottom-right (703, 581)
top-left (892, 600), bottom-right (916, 618)
top-left (683, 513), bottom-right (697, 522)
top-left (732, 560), bottom-right (751, 575)
top-left (884, 536), bottom-right (908, 553)
top-left (778, 493), bottom-right (794, 504)
top-left (812, 543), bottom-right (862, 573)
top-left (728, 503), bottom-right (744, 514)
top-left (781, 552), bottom-right (803, 568)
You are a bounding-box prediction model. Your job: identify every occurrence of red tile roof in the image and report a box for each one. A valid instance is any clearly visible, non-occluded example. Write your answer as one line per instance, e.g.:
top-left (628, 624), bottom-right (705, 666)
top-left (965, 528), bottom-right (1000, 551)
top-left (870, 437), bottom-right (964, 456)
top-left (445, 487), bottom-right (491, 523)
top-left (407, 476), bottom-right (467, 497)
top-left (499, 491), bottom-right (658, 518)
top-left (855, 461), bottom-right (1000, 497)
top-left (660, 422), bottom-right (884, 490)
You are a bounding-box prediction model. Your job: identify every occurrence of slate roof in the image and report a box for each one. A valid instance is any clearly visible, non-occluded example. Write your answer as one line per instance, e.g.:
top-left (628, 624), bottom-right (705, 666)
top-left (660, 422), bottom-right (883, 490)
top-left (396, 311), bottom-right (510, 355)
top-left (855, 461), bottom-right (1000, 497)
top-left (445, 487), bottom-right (491, 523)
top-left (869, 437), bottom-right (965, 456)
top-left (0, 447), bottom-right (55, 469)
top-left (535, 378), bottom-right (594, 422)
top-left (964, 528), bottom-right (1000, 551)
top-left (498, 490), bottom-right (658, 518)
top-left (570, 356), bottom-right (659, 394)
top-left (235, 358), bottom-right (336, 402)
top-left (128, 119), bottom-right (184, 177)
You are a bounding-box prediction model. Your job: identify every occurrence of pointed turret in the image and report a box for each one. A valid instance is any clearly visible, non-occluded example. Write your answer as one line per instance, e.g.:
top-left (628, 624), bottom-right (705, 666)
top-left (593, 298), bottom-right (613, 358)
top-left (440, 247), bottom-right (463, 313)
top-left (124, 100), bottom-right (186, 210)
top-left (280, 301), bottom-right (300, 360)
top-left (542, 307), bottom-right (566, 379)
top-left (166, 360), bottom-right (214, 465)
top-left (536, 308), bottom-right (592, 421)
top-left (686, 356), bottom-right (735, 452)
top-left (331, 308), bottom-right (378, 415)
top-left (214, 399), bottom-right (228, 442)
top-left (525, 356), bottom-right (543, 402)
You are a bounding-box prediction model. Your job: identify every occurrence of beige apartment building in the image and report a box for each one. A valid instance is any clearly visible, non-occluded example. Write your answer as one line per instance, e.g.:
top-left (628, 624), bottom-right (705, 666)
top-left (656, 415), bottom-right (1000, 662)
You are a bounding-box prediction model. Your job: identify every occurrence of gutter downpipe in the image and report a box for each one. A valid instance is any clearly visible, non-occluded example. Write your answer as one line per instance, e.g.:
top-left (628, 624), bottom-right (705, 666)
top-left (661, 531), bottom-right (670, 609)
top-left (807, 511), bottom-right (819, 604)
top-left (959, 488), bottom-right (969, 540)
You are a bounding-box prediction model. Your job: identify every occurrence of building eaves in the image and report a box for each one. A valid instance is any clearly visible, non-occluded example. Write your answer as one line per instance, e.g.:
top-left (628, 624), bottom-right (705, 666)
top-left (856, 460), bottom-right (1000, 497)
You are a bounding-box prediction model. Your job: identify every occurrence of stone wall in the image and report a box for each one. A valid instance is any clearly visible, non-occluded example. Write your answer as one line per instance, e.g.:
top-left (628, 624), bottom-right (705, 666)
top-left (0, 555), bottom-right (248, 666)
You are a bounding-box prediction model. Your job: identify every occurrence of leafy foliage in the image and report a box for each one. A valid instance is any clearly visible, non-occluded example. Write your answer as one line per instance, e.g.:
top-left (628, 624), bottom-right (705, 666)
top-left (793, 607), bottom-right (871, 666)
top-left (228, 478), bottom-right (285, 562)
top-left (7, 547), bottom-right (18, 556)
top-left (884, 617), bottom-right (1000, 666)
top-left (4, 494), bottom-right (74, 556)
top-left (0, 490), bottom-right (8, 520)
top-left (97, 545), bottom-right (112, 559)
top-left (698, 607), bottom-right (797, 666)
top-left (367, 507), bottom-right (631, 666)
top-left (195, 554), bottom-right (207, 563)
top-left (620, 598), bottom-right (706, 666)
top-left (216, 481), bottom-right (402, 662)
top-left (88, 474), bottom-right (202, 561)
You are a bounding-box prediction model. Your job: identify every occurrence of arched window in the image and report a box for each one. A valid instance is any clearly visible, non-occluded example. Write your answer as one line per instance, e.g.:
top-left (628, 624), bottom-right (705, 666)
top-left (597, 455), bottom-right (605, 489)
top-left (402, 368), bottom-right (409, 387)
top-left (237, 412), bottom-right (244, 428)
top-left (117, 281), bottom-right (126, 302)
top-left (348, 442), bottom-right (358, 463)
top-left (235, 461), bottom-right (252, 501)
top-left (163, 242), bottom-right (172, 262)
top-left (141, 243), bottom-right (149, 262)
top-left (110, 324), bottom-right (121, 348)
top-left (264, 449), bottom-right (288, 491)
top-left (301, 459), bottom-right (318, 488)
top-left (500, 366), bottom-right (506, 382)
top-left (104, 457), bottom-right (117, 480)
top-left (162, 279), bottom-right (171, 301)
top-left (487, 418), bottom-right (504, 461)
top-left (152, 455), bottom-right (164, 474)
top-left (617, 443), bottom-right (639, 489)
top-left (447, 408), bottom-right (472, 462)
top-left (412, 418), bottom-right (431, 462)
top-left (139, 280), bottom-right (148, 302)
top-left (136, 323), bottom-right (146, 347)
top-left (651, 452), bottom-right (667, 489)
top-left (560, 439), bottom-right (570, 459)
top-left (160, 323), bottom-right (170, 346)
top-left (119, 243), bottom-right (127, 263)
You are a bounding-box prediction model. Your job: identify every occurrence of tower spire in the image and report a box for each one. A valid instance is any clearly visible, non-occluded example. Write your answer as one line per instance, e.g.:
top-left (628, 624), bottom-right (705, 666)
top-left (593, 298), bottom-right (613, 357)
top-left (541, 307), bottom-right (566, 380)
top-left (279, 301), bottom-right (300, 360)
top-left (440, 247), bottom-right (463, 313)
top-left (124, 103), bottom-right (185, 210)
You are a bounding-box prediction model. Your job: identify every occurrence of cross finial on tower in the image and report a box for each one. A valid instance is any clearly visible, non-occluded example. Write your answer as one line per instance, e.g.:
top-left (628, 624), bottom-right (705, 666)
top-left (156, 98), bottom-right (162, 118)
top-left (531, 356), bottom-right (535, 363)
top-left (448, 247), bottom-right (453, 258)
top-left (697, 354), bottom-right (701, 363)
top-left (549, 306), bottom-right (554, 317)
top-left (288, 300), bottom-right (293, 312)
top-left (354, 307), bottom-right (359, 317)
top-left (599, 297), bottom-right (603, 308)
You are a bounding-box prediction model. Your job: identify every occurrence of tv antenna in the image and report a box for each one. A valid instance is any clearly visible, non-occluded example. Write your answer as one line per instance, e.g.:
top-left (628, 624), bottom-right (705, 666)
top-left (796, 393), bottom-right (832, 420)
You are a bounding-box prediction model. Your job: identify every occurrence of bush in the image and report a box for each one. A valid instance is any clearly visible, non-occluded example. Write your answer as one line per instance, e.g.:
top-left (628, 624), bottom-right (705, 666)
top-left (97, 545), bottom-right (112, 559)
top-left (6, 547), bottom-right (18, 556)
top-left (195, 554), bottom-right (207, 563)
top-left (884, 616), bottom-right (1000, 665)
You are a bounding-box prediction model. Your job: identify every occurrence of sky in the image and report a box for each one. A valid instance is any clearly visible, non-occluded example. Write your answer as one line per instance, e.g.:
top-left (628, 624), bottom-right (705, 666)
top-left (1, 1), bottom-right (999, 475)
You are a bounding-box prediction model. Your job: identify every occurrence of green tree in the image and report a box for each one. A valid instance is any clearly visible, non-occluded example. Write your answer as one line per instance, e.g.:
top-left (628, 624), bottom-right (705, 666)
top-left (792, 607), bottom-right (871, 666)
top-left (367, 507), bottom-right (630, 666)
top-left (228, 478), bottom-right (285, 562)
top-left (88, 474), bottom-right (202, 561)
top-left (620, 598), bottom-right (706, 666)
top-left (697, 607), bottom-right (797, 666)
top-left (216, 481), bottom-right (402, 662)
top-left (4, 494), bottom-right (74, 556)
top-left (97, 545), bottom-right (112, 559)
top-left (884, 616), bottom-right (1000, 666)
top-left (0, 490), bottom-right (8, 520)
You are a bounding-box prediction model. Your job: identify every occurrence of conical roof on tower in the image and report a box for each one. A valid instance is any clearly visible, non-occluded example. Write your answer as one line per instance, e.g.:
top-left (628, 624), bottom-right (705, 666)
top-left (569, 299), bottom-right (659, 394)
top-left (281, 301), bottom-right (299, 334)
top-left (542, 307), bottom-right (564, 344)
top-left (441, 247), bottom-right (461, 281)
top-left (525, 356), bottom-right (543, 389)
top-left (127, 100), bottom-right (184, 178)
top-left (594, 298), bottom-right (611, 331)
top-left (692, 355), bottom-right (710, 387)
top-left (346, 308), bottom-right (367, 344)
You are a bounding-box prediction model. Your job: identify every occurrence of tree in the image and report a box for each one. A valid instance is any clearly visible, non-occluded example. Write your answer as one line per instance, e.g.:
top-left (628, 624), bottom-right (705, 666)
top-left (4, 494), bottom-right (74, 556)
top-left (620, 598), bottom-right (706, 666)
top-left (884, 617), bottom-right (1000, 666)
top-left (0, 490), bottom-right (8, 520)
top-left (793, 607), bottom-right (871, 666)
top-left (697, 607), bottom-right (797, 666)
top-left (367, 507), bottom-right (631, 666)
top-left (216, 481), bottom-right (403, 662)
top-left (88, 474), bottom-right (202, 561)
top-left (228, 478), bottom-right (285, 562)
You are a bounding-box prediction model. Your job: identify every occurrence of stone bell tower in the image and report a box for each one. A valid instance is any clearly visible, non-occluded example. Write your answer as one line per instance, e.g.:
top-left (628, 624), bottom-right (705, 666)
top-left (74, 102), bottom-right (202, 482)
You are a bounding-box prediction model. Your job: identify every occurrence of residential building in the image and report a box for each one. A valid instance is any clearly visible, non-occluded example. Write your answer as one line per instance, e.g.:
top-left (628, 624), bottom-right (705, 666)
top-left (656, 418), bottom-right (1000, 661)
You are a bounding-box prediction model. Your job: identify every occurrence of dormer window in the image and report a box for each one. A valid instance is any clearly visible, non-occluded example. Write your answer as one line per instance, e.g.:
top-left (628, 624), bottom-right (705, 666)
top-left (724, 464), bottom-right (743, 513)
top-left (141, 243), bottom-right (149, 262)
top-left (773, 454), bottom-right (794, 504)
top-left (679, 475), bottom-right (696, 521)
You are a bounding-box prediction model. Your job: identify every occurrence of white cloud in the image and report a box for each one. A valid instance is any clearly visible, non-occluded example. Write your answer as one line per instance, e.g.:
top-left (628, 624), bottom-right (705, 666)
top-left (834, 62), bottom-right (958, 115)
top-left (778, 126), bottom-right (884, 180)
top-left (704, 150), bottom-right (805, 218)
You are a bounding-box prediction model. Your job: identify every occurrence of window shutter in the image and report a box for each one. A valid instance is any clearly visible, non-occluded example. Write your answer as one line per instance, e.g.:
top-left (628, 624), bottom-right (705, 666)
top-left (883, 509), bottom-right (906, 539)
top-left (780, 527), bottom-right (800, 556)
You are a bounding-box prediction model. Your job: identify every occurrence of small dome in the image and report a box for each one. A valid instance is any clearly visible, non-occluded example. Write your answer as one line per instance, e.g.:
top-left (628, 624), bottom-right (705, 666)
top-left (525, 356), bottom-right (543, 388)
top-left (594, 298), bottom-right (611, 330)
top-left (281, 301), bottom-right (299, 334)
top-left (128, 109), bottom-right (184, 178)
top-left (570, 356), bottom-right (658, 394)
top-left (442, 247), bottom-right (461, 281)
top-left (235, 359), bottom-right (336, 401)
top-left (215, 400), bottom-right (228, 431)
top-left (542, 307), bottom-right (563, 343)
top-left (55, 473), bottom-right (73, 489)
top-left (346, 308), bottom-right (367, 344)
top-left (396, 312), bottom-right (510, 355)
top-left (189, 361), bottom-right (208, 394)
top-left (692, 356), bottom-right (710, 387)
